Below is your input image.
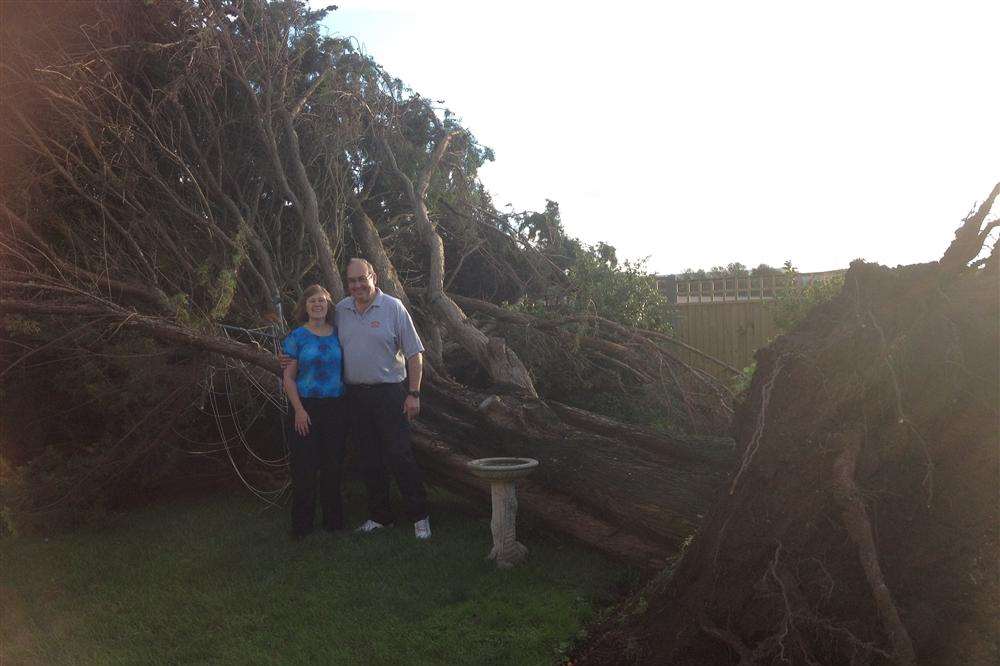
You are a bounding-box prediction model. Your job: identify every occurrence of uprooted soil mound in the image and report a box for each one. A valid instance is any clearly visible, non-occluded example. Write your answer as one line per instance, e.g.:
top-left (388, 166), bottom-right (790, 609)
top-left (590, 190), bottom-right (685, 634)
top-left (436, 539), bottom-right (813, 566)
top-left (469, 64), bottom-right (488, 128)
top-left (575, 259), bottom-right (999, 665)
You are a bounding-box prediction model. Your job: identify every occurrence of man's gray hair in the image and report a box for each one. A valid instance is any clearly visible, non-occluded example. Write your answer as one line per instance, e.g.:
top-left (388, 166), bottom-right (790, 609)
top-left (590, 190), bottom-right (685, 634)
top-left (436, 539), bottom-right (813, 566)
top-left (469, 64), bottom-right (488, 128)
top-left (347, 257), bottom-right (376, 274)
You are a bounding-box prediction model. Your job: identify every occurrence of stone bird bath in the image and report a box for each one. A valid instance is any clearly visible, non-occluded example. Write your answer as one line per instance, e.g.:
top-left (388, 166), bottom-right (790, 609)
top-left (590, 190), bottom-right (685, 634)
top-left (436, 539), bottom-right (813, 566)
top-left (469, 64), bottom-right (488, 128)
top-left (467, 457), bottom-right (539, 569)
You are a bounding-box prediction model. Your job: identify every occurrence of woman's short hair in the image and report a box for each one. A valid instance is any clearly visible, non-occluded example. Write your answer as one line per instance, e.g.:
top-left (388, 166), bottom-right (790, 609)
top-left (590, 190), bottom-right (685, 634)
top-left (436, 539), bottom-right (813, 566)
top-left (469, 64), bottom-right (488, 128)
top-left (293, 284), bottom-right (335, 324)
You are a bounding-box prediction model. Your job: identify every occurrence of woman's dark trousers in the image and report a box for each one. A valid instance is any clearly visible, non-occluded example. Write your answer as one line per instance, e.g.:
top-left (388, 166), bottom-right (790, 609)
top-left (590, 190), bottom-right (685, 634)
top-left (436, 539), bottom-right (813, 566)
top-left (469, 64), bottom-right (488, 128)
top-left (288, 396), bottom-right (348, 535)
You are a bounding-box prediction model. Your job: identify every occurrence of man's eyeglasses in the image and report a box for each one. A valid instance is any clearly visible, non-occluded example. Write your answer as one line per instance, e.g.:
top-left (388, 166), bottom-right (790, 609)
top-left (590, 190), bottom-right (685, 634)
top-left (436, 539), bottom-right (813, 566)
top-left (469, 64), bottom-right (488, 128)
top-left (346, 274), bottom-right (373, 285)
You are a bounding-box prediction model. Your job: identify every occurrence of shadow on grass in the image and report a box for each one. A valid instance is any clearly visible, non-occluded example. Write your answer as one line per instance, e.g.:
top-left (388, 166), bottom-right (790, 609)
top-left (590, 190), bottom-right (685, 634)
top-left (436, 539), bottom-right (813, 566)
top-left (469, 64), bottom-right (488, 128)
top-left (1, 484), bottom-right (633, 665)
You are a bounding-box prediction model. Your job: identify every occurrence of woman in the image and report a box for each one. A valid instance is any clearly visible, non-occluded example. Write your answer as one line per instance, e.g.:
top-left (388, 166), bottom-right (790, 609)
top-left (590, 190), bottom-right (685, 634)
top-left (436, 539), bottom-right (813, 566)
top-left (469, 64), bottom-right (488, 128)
top-left (281, 284), bottom-right (347, 539)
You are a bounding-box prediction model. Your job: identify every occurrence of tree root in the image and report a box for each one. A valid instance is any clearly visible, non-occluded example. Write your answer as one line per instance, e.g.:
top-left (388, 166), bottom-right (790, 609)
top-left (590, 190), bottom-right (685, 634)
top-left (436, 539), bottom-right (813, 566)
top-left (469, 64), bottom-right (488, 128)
top-left (730, 356), bottom-right (784, 494)
top-left (832, 433), bottom-right (916, 665)
top-left (698, 612), bottom-right (755, 665)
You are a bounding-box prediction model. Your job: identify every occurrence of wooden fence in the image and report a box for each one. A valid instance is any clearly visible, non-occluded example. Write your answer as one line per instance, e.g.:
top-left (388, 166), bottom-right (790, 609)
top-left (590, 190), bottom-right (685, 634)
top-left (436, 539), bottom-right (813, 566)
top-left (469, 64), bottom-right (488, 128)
top-left (657, 270), bottom-right (845, 379)
top-left (668, 300), bottom-right (777, 377)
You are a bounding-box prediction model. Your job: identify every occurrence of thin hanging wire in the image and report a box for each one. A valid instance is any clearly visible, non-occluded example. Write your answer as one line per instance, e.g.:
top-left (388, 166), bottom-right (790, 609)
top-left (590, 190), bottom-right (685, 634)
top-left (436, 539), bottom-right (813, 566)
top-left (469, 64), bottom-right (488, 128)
top-left (206, 367), bottom-right (286, 505)
top-left (200, 319), bottom-right (292, 506)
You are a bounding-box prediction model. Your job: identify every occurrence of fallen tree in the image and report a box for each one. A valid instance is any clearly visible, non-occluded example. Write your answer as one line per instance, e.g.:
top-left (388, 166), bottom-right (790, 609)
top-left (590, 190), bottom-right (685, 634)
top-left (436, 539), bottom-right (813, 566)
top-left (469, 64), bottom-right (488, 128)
top-left (1, 0), bottom-right (731, 564)
top-left (574, 186), bottom-right (1000, 663)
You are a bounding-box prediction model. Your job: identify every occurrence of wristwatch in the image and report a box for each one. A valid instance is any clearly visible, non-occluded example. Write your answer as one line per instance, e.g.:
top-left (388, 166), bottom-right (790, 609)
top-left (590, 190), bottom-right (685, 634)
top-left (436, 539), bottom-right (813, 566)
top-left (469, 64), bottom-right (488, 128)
top-left (408, 389), bottom-right (420, 398)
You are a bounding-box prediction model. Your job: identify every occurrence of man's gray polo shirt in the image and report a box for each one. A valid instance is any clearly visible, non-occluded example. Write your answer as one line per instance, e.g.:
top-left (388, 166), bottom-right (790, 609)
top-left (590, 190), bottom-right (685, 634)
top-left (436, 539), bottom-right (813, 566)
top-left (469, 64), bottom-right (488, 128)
top-left (335, 290), bottom-right (424, 385)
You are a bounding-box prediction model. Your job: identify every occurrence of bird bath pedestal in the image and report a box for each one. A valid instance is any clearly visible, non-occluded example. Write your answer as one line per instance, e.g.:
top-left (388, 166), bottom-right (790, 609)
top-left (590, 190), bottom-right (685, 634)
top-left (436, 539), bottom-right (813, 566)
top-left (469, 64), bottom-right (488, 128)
top-left (467, 457), bottom-right (539, 569)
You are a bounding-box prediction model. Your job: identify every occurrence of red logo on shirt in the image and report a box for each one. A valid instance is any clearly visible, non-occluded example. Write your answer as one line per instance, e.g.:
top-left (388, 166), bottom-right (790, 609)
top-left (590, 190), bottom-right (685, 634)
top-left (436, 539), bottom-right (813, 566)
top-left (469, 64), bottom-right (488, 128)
top-left (370, 321), bottom-right (381, 328)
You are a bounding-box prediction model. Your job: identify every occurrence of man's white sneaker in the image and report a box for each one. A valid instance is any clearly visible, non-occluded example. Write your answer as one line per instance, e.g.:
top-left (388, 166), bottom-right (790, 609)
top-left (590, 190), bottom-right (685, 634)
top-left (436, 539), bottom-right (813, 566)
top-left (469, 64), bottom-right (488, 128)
top-left (414, 517), bottom-right (432, 540)
top-left (356, 519), bottom-right (385, 534)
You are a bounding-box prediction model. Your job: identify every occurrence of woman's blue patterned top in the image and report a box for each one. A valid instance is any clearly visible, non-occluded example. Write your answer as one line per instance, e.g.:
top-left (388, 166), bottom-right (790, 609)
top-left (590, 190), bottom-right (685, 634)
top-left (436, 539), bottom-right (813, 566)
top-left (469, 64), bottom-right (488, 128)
top-left (282, 326), bottom-right (345, 398)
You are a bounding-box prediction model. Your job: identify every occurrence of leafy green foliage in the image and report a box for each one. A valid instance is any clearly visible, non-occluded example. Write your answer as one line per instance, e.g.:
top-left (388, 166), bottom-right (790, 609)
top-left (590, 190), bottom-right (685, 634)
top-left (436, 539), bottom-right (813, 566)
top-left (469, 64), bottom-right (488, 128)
top-left (489, 223), bottom-right (685, 429)
top-left (731, 361), bottom-right (757, 397)
top-left (773, 264), bottom-right (844, 334)
top-left (515, 199), bottom-right (564, 246)
top-left (562, 250), bottom-right (674, 333)
top-left (509, 200), bottom-right (673, 334)
top-left (2, 316), bottom-right (42, 337)
top-left (482, 198), bottom-right (686, 427)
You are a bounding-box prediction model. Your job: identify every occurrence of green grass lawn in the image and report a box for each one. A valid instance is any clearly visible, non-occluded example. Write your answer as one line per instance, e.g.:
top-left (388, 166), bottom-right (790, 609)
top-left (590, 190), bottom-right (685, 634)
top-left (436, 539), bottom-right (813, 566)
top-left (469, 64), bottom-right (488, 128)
top-left (1, 485), bottom-right (628, 665)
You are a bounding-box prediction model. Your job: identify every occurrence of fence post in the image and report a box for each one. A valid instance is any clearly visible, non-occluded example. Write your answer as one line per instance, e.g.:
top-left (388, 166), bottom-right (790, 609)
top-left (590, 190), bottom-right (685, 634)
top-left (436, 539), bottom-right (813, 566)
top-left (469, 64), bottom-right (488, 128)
top-left (663, 275), bottom-right (677, 304)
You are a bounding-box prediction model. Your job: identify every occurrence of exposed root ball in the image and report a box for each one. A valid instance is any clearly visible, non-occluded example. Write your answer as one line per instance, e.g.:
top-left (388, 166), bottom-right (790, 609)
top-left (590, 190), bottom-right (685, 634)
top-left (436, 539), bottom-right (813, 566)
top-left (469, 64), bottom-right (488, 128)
top-left (576, 259), bottom-right (999, 665)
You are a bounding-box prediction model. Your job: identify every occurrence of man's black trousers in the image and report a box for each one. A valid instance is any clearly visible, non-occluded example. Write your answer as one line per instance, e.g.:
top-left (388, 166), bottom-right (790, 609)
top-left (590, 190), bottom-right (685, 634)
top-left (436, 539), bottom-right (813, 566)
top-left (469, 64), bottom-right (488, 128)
top-left (347, 382), bottom-right (428, 524)
top-left (287, 396), bottom-right (348, 535)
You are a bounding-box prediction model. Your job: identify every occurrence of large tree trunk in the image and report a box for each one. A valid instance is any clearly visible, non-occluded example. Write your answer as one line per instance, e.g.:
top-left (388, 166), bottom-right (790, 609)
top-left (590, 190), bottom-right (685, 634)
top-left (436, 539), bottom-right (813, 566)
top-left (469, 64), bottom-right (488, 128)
top-left (381, 132), bottom-right (539, 397)
top-left (417, 379), bottom-right (732, 567)
top-left (348, 194), bottom-right (410, 306)
top-left (410, 425), bottom-right (682, 569)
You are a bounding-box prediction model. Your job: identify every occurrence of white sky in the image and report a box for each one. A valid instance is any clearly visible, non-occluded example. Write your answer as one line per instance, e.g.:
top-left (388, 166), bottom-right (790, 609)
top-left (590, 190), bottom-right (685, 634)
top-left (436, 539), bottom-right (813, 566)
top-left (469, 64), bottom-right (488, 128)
top-left (317, 1), bottom-right (999, 274)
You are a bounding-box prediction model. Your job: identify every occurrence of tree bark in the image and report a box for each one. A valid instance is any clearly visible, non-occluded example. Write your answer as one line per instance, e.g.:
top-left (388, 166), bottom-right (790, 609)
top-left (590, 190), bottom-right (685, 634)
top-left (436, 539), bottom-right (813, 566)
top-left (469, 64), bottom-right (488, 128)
top-left (1, 299), bottom-right (280, 374)
top-left (348, 193), bottom-right (410, 305)
top-left (939, 181), bottom-right (999, 273)
top-left (281, 108), bottom-right (344, 300)
top-left (411, 424), bottom-right (694, 570)
top-left (420, 380), bottom-right (731, 556)
top-left (381, 132), bottom-right (539, 397)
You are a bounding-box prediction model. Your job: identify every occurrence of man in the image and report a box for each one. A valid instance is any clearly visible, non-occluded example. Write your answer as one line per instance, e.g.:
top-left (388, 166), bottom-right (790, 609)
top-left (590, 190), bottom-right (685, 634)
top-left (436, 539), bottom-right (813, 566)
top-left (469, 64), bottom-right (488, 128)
top-left (335, 258), bottom-right (431, 539)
